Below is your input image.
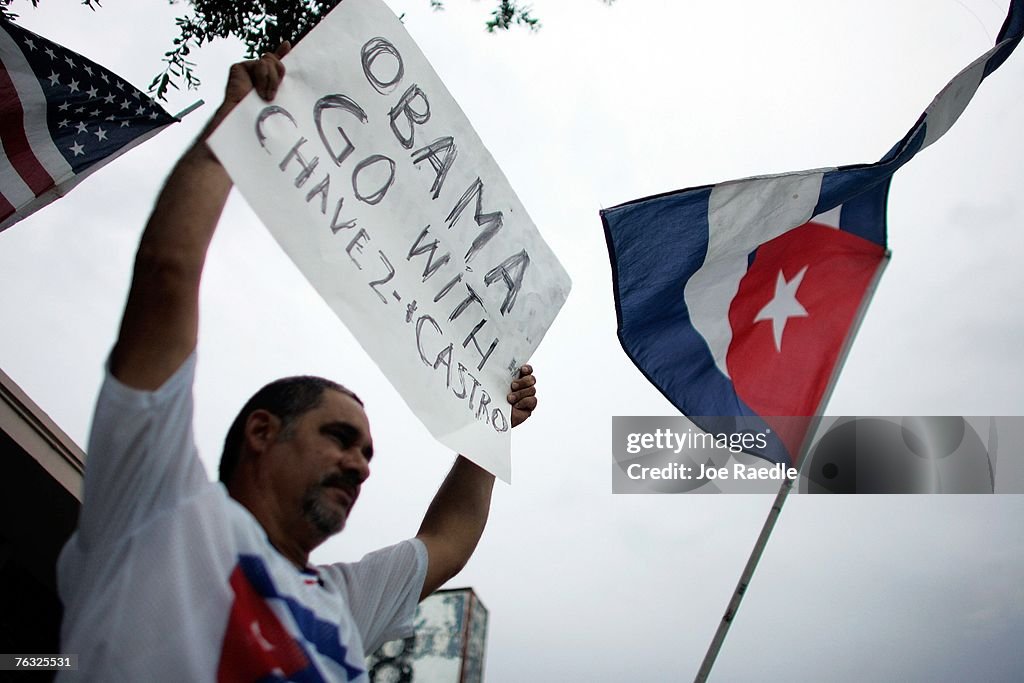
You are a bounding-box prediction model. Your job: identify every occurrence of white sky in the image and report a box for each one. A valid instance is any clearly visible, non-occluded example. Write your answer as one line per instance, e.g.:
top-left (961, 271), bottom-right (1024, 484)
top-left (1, 0), bottom-right (1022, 680)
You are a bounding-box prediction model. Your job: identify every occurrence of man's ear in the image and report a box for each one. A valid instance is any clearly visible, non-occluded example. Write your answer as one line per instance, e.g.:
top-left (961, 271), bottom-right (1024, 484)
top-left (243, 409), bottom-right (281, 456)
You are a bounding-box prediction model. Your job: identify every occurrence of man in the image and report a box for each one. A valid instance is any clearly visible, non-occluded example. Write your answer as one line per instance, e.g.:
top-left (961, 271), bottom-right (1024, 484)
top-left (56, 45), bottom-right (537, 681)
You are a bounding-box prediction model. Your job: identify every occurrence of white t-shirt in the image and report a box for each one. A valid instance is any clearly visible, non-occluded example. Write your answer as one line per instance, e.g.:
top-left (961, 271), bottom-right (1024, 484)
top-left (56, 354), bottom-right (427, 681)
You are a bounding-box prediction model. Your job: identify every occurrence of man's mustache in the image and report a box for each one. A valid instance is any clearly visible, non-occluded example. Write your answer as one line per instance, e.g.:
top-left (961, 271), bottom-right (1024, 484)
top-left (319, 471), bottom-right (361, 491)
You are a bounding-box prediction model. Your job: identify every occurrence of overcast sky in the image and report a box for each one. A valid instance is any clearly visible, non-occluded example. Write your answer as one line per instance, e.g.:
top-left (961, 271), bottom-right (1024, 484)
top-left (1, 0), bottom-right (1023, 680)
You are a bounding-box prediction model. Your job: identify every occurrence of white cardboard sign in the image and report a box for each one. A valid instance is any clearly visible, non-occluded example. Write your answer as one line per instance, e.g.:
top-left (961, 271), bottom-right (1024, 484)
top-left (208, 0), bottom-right (571, 482)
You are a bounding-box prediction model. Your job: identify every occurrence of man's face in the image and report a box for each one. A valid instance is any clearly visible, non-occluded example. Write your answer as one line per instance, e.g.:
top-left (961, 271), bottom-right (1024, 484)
top-left (267, 389), bottom-right (374, 541)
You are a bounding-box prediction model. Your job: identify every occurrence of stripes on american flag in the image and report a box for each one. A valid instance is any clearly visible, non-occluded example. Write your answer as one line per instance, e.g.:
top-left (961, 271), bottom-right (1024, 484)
top-left (0, 18), bottom-right (178, 232)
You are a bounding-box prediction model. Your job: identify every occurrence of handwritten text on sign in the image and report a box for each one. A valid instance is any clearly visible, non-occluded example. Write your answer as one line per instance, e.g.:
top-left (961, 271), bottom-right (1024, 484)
top-left (208, 0), bottom-right (571, 482)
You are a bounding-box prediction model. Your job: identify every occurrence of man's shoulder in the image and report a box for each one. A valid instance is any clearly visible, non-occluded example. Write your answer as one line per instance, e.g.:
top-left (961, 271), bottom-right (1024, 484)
top-left (97, 350), bottom-right (198, 410)
top-left (316, 538), bottom-right (426, 592)
top-left (318, 538), bottom-right (427, 571)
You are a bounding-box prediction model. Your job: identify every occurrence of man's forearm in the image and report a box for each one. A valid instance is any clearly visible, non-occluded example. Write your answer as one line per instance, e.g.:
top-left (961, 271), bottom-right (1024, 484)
top-left (416, 456), bottom-right (495, 599)
top-left (414, 366), bottom-right (536, 599)
top-left (109, 49), bottom-right (289, 390)
top-left (136, 99), bottom-right (244, 272)
top-left (110, 111), bottom-right (234, 389)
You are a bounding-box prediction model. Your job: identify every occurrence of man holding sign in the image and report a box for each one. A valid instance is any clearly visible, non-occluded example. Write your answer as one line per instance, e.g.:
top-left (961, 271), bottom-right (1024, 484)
top-left (56, 47), bottom-right (538, 682)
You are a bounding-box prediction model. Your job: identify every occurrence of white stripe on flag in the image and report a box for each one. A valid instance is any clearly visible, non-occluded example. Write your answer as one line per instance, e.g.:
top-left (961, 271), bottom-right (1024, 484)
top-left (920, 46), bottom-right (990, 149)
top-left (685, 170), bottom-right (826, 376)
top-left (0, 28), bottom-right (74, 184)
top-left (812, 204), bottom-right (843, 229)
top-left (0, 143), bottom-right (36, 207)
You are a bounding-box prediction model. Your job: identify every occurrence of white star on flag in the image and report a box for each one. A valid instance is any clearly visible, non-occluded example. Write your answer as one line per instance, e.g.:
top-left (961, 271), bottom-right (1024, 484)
top-left (754, 266), bottom-right (810, 352)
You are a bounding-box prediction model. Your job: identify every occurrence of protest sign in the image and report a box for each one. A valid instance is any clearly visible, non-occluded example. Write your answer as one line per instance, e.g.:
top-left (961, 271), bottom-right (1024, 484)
top-left (207, 0), bottom-right (571, 482)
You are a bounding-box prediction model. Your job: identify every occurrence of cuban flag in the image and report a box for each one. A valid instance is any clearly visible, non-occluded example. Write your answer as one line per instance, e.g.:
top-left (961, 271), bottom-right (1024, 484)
top-left (601, 0), bottom-right (1023, 466)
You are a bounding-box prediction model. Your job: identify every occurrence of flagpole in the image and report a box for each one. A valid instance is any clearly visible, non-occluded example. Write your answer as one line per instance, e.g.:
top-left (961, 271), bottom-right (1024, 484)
top-left (173, 99), bottom-right (204, 120)
top-left (693, 249), bottom-right (890, 681)
top-left (692, 475), bottom-right (793, 683)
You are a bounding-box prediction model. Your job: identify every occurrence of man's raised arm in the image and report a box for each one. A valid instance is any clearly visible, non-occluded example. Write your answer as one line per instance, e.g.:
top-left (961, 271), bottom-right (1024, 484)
top-left (415, 366), bottom-right (538, 599)
top-left (110, 46), bottom-right (290, 390)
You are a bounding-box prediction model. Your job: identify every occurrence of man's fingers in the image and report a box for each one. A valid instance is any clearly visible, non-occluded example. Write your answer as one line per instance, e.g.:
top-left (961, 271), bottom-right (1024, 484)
top-left (224, 49), bottom-right (285, 105)
top-left (510, 366), bottom-right (536, 400)
top-left (509, 364), bottom-right (537, 428)
top-left (275, 41), bottom-right (292, 58)
top-left (510, 373), bottom-right (536, 392)
top-left (507, 382), bottom-right (536, 405)
top-left (253, 53), bottom-right (285, 100)
top-left (513, 396), bottom-right (537, 412)
top-left (508, 366), bottom-right (536, 403)
top-left (509, 395), bottom-right (537, 429)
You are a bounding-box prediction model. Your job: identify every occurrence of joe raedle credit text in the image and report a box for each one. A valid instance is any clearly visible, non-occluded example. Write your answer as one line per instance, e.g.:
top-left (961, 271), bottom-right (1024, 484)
top-left (611, 416), bottom-right (797, 494)
top-left (627, 460), bottom-right (798, 482)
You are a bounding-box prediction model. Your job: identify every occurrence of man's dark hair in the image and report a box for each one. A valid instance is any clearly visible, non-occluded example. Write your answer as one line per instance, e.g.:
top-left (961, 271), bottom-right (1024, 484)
top-left (219, 376), bottom-right (362, 484)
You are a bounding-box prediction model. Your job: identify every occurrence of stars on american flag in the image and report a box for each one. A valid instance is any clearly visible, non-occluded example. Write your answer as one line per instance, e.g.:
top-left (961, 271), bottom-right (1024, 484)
top-left (0, 20), bottom-right (180, 229)
top-left (16, 30), bottom-right (175, 169)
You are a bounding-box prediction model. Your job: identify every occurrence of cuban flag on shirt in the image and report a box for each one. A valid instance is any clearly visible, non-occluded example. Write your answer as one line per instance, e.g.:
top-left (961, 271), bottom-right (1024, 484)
top-left (601, 0), bottom-right (1023, 466)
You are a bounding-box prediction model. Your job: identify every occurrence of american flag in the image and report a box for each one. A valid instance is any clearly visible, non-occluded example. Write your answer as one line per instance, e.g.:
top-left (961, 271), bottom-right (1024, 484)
top-left (0, 19), bottom-right (179, 232)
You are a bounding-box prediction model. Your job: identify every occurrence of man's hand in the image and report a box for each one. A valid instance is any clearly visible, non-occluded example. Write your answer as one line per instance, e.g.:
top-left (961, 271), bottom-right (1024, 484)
top-left (206, 42), bottom-right (291, 137)
top-left (229, 43), bottom-right (291, 103)
top-left (508, 365), bottom-right (537, 428)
